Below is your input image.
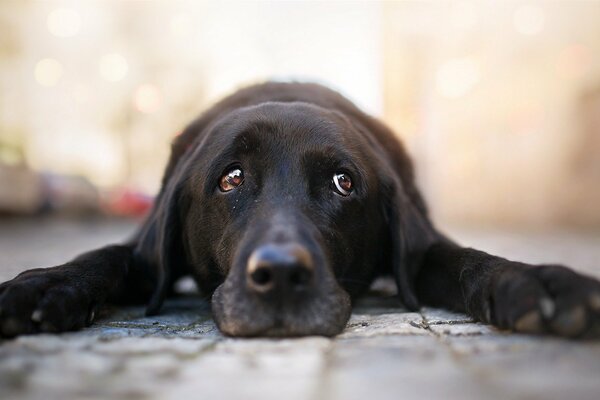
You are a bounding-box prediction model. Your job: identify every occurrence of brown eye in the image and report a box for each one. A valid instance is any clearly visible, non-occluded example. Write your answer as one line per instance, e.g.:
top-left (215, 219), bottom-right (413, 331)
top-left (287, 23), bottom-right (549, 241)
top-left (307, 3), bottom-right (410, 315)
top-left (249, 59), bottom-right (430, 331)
top-left (333, 172), bottom-right (352, 196)
top-left (219, 167), bottom-right (244, 192)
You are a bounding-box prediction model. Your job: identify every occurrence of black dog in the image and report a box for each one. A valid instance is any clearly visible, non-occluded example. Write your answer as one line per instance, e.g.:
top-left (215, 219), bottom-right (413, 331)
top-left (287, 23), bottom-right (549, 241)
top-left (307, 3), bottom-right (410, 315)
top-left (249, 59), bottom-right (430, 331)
top-left (1, 82), bottom-right (599, 338)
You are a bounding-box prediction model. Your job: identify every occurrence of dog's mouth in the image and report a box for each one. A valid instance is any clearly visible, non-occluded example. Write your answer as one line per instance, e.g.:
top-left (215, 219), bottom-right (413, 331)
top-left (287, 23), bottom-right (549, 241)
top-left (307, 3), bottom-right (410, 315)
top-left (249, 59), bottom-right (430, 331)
top-left (211, 281), bottom-right (352, 337)
top-left (210, 243), bottom-right (352, 337)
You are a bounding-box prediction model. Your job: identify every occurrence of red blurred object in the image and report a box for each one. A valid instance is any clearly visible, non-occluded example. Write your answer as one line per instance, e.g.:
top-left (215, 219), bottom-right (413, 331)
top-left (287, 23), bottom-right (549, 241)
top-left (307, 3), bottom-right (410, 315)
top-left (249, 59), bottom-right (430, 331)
top-left (104, 189), bottom-right (153, 218)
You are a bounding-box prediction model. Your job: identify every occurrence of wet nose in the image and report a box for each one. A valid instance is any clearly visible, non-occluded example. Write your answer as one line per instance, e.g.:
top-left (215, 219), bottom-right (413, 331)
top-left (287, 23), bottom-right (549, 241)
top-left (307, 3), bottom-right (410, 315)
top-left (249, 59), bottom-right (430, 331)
top-left (247, 243), bottom-right (315, 296)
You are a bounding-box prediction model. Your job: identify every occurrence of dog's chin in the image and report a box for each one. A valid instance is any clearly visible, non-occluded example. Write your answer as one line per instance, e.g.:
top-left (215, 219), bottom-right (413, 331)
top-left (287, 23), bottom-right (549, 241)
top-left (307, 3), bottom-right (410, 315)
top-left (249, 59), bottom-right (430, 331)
top-left (210, 281), bottom-right (352, 338)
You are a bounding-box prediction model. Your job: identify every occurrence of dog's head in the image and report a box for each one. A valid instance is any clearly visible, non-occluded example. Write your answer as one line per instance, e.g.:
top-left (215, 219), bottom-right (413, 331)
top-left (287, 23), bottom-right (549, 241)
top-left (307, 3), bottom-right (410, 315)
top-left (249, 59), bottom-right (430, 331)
top-left (139, 100), bottom-right (431, 337)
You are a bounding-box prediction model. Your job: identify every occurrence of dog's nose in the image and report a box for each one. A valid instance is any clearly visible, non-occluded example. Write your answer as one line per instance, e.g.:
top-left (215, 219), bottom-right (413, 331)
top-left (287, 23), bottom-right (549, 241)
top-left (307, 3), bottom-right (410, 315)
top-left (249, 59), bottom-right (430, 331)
top-left (247, 243), bottom-right (314, 295)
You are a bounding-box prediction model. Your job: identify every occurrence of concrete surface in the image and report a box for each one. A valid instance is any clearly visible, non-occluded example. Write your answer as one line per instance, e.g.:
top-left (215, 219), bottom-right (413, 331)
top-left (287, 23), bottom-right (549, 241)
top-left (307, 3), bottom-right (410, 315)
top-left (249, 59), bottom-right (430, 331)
top-left (1, 217), bottom-right (600, 400)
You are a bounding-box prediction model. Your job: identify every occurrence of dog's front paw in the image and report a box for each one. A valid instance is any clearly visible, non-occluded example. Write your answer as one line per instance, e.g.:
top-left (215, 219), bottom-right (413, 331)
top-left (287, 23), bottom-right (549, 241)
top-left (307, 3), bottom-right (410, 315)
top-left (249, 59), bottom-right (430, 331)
top-left (490, 265), bottom-right (600, 338)
top-left (0, 267), bottom-right (96, 337)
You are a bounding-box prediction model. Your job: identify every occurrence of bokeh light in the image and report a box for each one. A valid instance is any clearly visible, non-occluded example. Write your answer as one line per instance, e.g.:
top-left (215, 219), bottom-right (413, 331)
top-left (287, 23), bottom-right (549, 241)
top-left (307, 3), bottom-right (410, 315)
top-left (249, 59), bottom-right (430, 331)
top-left (2, 1), bottom-right (600, 226)
top-left (99, 53), bottom-right (128, 82)
top-left (435, 58), bottom-right (480, 99)
top-left (556, 44), bottom-right (591, 80)
top-left (34, 58), bottom-right (64, 87)
top-left (509, 102), bottom-right (544, 135)
top-left (47, 8), bottom-right (82, 38)
top-left (133, 84), bottom-right (162, 114)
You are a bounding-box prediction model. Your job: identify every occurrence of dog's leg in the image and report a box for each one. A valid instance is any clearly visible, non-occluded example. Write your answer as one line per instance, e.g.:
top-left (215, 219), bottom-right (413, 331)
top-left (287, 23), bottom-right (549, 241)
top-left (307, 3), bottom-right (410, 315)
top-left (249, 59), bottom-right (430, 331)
top-left (415, 240), bottom-right (600, 337)
top-left (0, 244), bottom-right (153, 337)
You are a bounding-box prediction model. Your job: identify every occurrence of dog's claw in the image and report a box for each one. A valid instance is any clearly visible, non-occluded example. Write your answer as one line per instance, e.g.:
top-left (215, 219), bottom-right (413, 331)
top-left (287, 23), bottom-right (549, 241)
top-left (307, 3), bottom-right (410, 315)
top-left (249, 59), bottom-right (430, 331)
top-left (86, 309), bottom-right (96, 325)
top-left (539, 297), bottom-right (555, 319)
top-left (31, 309), bottom-right (43, 323)
top-left (515, 310), bottom-right (543, 333)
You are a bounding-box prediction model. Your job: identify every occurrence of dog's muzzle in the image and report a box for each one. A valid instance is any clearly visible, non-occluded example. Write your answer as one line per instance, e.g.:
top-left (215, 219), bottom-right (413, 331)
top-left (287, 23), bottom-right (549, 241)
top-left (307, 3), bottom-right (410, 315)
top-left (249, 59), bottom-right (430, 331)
top-left (211, 240), bottom-right (351, 337)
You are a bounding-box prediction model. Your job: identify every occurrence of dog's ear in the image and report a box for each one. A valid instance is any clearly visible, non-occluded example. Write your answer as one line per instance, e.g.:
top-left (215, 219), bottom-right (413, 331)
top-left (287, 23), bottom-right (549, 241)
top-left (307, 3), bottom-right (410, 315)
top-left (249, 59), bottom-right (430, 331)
top-left (380, 172), bottom-right (437, 311)
top-left (136, 172), bottom-right (189, 316)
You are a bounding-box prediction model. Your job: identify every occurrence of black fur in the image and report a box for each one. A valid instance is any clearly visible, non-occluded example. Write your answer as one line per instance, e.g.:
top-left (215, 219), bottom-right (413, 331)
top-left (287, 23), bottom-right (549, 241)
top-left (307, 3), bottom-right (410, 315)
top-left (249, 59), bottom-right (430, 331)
top-left (1, 82), bottom-right (599, 338)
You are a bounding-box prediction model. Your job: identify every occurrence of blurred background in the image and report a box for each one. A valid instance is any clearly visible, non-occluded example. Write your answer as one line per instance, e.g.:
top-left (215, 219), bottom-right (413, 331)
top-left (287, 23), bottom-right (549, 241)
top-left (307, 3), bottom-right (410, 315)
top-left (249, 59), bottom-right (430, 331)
top-left (2, 5), bottom-right (600, 399)
top-left (1, 0), bottom-right (599, 229)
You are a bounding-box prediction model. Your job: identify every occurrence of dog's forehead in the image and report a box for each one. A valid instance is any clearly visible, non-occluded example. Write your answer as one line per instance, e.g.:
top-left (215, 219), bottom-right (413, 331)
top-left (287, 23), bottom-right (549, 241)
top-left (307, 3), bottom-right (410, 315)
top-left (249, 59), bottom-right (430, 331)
top-left (224, 101), bottom-right (352, 149)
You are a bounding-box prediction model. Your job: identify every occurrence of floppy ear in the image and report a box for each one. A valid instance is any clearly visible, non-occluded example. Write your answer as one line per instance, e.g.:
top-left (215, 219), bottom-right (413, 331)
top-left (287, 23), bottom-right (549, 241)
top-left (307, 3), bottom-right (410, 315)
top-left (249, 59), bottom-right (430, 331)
top-left (136, 174), bottom-right (188, 316)
top-left (381, 173), bottom-right (437, 311)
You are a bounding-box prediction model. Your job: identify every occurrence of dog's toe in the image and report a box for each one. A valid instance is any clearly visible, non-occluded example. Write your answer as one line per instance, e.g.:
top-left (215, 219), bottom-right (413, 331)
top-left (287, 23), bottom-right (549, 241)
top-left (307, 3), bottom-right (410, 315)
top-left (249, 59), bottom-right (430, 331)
top-left (588, 292), bottom-right (600, 312)
top-left (514, 310), bottom-right (543, 333)
top-left (550, 304), bottom-right (587, 337)
top-left (0, 285), bottom-right (40, 337)
top-left (492, 268), bottom-right (548, 332)
top-left (31, 286), bottom-right (90, 332)
top-left (1, 317), bottom-right (33, 337)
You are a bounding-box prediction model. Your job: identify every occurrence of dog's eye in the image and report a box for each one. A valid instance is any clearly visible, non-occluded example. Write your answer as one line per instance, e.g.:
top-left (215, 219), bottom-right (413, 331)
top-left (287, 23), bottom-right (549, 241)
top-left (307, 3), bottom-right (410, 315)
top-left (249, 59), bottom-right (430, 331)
top-left (332, 172), bottom-right (353, 196)
top-left (219, 167), bottom-right (245, 192)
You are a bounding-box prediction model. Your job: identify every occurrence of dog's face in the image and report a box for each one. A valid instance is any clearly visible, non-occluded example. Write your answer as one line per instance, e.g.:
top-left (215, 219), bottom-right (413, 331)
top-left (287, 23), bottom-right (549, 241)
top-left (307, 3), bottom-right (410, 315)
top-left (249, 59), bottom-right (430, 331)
top-left (163, 102), bottom-right (399, 337)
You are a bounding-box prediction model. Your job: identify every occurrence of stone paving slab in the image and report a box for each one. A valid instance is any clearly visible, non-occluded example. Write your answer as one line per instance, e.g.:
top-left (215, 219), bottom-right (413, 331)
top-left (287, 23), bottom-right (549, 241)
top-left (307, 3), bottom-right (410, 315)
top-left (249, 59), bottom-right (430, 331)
top-left (444, 335), bottom-right (600, 400)
top-left (1, 217), bottom-right (600, 400)
top-left (324, 336), bottom-right (491, 400)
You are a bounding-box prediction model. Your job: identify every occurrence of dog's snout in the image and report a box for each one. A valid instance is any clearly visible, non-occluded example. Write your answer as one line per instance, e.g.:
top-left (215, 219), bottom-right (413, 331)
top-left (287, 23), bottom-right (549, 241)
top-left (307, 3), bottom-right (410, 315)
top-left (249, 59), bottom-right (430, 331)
top-left (247, 243), bottom-right (315, 295)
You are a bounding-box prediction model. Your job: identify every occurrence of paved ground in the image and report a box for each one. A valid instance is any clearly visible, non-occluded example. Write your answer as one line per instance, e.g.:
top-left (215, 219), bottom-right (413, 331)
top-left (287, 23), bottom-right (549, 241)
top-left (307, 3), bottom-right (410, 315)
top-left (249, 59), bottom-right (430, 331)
top-left (1, 217), bottom-right (600, 400)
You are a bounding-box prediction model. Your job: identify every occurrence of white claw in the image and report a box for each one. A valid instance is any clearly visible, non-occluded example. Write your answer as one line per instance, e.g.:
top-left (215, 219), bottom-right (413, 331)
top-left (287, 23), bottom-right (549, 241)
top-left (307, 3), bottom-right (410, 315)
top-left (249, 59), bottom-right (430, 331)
top-left (31, 309), bottom-right (43, 323)
top-left (485, 307), bottom-right (491, 323)
top-left (539, 297), bottom-right (555, 319)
